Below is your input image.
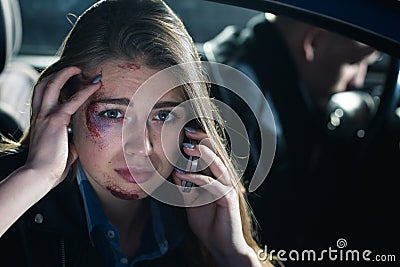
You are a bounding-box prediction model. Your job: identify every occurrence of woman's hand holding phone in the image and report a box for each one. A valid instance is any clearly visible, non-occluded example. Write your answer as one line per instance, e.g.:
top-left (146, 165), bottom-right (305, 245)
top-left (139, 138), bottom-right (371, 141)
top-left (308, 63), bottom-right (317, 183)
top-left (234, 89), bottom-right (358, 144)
top-left (172, 128), bottom-right (262, 266)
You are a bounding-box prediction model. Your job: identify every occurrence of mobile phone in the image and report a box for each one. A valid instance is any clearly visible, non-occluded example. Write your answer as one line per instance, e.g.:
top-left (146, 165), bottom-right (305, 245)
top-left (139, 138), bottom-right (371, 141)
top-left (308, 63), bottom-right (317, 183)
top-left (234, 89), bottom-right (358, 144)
top-left (181, 139), bottom-right (199, 192)
top-left (178, 121), bottom-right (200, 192)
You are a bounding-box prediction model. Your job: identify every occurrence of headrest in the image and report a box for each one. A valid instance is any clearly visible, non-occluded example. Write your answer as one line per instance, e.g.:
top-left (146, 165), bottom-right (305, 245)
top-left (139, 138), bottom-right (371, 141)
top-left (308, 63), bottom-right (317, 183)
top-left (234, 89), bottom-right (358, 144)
top-left (0, 0), bottom-right (22, 73)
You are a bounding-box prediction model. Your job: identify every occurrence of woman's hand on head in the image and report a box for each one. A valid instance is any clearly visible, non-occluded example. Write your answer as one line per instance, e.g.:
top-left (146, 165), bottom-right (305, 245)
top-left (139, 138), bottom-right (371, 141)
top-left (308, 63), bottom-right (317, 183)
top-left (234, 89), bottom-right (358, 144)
top-left (172, 129), bottom-right (263, 266)
top-left (25, 66), bottom-right (101, 187)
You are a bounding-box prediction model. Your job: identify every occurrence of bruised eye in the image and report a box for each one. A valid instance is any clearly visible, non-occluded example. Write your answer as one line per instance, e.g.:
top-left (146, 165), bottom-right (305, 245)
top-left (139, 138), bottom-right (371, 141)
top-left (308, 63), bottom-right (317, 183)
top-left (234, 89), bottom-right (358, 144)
top-left (154, 110), bottom-right (175, 122)
top-left (102, 109), bottom-right (123, 119)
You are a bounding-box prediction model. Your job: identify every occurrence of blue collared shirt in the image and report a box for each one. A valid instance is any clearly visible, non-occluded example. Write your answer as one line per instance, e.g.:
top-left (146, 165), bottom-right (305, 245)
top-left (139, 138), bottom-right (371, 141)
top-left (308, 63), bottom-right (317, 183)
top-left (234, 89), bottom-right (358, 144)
top-left (76, 163), bottom-right (184, 266)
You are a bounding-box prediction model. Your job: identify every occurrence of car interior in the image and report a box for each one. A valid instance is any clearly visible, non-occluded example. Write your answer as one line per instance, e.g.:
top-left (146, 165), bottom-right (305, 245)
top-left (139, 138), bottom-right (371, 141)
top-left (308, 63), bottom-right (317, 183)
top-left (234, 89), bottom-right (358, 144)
top-left (0, 0), bottom-right (399, 265)
top-left (0, 0), bottom-right (23, 140)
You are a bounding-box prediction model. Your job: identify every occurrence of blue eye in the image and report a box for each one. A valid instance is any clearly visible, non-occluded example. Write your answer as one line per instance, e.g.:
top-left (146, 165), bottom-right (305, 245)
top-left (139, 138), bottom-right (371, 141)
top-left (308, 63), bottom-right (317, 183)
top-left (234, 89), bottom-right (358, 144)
top-left (155, 110), bottom-right (174, 122)
top-left (102, 109), bottom-right (123, 119)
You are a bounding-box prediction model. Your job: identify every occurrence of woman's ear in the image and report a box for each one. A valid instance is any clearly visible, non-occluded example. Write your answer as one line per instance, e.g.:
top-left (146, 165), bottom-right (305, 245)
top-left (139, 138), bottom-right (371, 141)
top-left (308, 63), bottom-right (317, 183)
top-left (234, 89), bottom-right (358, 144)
top-left (303, 27), bottom-right (324, 62)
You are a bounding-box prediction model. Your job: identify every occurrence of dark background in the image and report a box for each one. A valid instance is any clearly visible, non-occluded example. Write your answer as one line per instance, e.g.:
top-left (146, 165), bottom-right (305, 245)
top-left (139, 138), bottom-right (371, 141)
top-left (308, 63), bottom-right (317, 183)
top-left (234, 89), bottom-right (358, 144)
top-left (18, 0), bottom-right (259, 55)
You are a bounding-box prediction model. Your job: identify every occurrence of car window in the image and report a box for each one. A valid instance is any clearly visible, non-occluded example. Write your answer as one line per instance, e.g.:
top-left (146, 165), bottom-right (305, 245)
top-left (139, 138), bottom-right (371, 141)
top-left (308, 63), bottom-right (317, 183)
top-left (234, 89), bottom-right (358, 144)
top-left (18, 0), bottom-right (259, 56)
top-left (165, 0), bottom-right (260, 42)
top-left (18, 0), bottom-right (97, 55)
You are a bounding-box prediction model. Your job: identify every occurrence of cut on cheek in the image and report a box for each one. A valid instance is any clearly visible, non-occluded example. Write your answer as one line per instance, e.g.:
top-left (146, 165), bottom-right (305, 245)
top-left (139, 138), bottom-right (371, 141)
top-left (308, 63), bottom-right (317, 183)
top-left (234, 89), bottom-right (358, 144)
top-left (86, 104), bottom-right (102, 138)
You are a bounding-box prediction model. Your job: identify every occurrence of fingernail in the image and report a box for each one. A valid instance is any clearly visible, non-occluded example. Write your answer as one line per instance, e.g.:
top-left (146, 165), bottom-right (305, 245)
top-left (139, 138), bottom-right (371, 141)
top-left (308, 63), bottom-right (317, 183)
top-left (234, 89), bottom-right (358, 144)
top-left (184, 126), bottom-right (196, 133)
top-left (174, 167), bottom-right (186, 174)
top-left (182, 143), bottom-right (195, 149)
top-left (92, 74), bottom-right (102, 84)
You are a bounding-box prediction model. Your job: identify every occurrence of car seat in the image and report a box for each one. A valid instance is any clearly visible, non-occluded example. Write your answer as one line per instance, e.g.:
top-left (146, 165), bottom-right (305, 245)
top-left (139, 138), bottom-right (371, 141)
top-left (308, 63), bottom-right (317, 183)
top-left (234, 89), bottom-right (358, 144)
top-left (0, 0), bottom-right (37, 141)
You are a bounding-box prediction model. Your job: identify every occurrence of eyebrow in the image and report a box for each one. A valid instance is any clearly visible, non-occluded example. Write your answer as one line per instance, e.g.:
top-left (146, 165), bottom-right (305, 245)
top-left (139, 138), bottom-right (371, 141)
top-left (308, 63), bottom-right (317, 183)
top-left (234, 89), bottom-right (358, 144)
top-left (90, 98), bottom-right (130, 106)
top-left (153, 101), bottom-right (183, 109)
top-left (89, 98), bottom-right (183, 109)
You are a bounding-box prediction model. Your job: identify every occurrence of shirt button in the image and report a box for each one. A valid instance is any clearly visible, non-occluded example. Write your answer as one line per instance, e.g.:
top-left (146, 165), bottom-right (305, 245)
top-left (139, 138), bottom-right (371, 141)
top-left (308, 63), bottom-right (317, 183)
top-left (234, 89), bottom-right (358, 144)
top-left (120, 257), bottom-right (128, 264)
top-left (106, 230), bottom-right (115, 239)
top-left (34, 213), bottom-right (44, 224)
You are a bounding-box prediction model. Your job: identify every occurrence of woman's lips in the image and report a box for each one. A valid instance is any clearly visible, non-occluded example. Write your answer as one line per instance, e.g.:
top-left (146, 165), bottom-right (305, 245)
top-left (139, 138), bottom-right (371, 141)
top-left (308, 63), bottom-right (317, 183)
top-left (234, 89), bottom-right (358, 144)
top-left (115, 168), bottom-right (153, 183)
